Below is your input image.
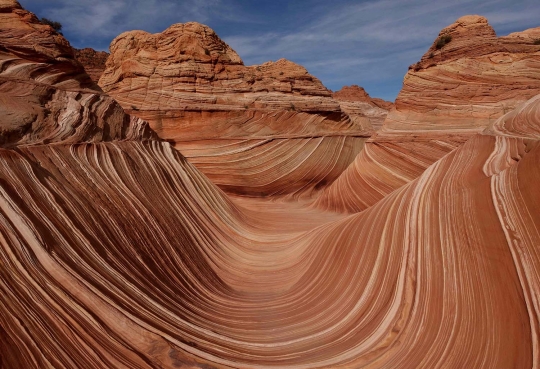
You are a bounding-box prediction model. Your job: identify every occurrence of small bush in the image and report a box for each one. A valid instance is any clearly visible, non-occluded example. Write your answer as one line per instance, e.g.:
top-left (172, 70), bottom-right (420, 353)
top-left (534, 39), bottom-right (540, 45)
top-left (40, 17), bottom-right (63, 35)
top-left (435, 34), bottom-right (452, 49)
top-left (428, 52), bottom-right (434, 58)
top-left (289, 103), bottom-right (296, 111)
top-left (279, 71), bottom-right (284, 75)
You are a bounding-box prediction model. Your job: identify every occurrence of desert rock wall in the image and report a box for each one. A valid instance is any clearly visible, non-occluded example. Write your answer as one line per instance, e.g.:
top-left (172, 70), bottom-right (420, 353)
top-left (0, 1), bottom-right (155, 146)
top-left (333, 84), bottom-right (393, 130)
top-left (99, 23), bottom-right (378, 196)
top-left (1, 2), bottom-right (540, 368)
top-left (316, 15), bottom-right (540, 213)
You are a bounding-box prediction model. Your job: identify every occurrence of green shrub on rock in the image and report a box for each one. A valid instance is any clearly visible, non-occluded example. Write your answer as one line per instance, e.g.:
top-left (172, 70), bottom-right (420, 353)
top-left (435, 34), bottom-right (452, 49)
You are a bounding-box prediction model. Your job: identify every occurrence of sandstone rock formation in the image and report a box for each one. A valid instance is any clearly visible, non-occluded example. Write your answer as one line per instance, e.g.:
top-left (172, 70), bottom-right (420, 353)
top-left (316, 15), bottom-right (540, 213)
top-left (4, 113), bottom-right (540, 368)
top-left (0, 1), bottom-right (155, 147)
top-left (389, 15), bottom-right (540, 137)
top-left (1, 2), bottom-right (540, 368)
top-left (74, 48), bottom-right (109, 83)
top-left (99, 23), bottom-right (372, 196)
top-left (334, 85), bottom-right (393, 110)
top-left (333, 85), bottom-right (393, 130)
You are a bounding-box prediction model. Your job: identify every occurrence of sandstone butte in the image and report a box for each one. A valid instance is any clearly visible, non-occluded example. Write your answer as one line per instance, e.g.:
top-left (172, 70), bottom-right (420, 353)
top-left (315, 14), bottom-right (540, 212)
top-left (1, 1), bottom-right (540, 368)
top-left (98, 23), bottom-right (391, 197)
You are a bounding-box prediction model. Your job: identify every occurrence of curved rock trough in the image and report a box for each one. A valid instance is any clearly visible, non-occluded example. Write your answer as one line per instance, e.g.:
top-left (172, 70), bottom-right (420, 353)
top-left (1, 1), bottom-right (540, 368)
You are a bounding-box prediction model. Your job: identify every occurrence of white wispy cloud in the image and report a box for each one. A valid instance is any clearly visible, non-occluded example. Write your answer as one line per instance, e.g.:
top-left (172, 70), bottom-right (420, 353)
top-left (20, 0), bottom-right (222, 42)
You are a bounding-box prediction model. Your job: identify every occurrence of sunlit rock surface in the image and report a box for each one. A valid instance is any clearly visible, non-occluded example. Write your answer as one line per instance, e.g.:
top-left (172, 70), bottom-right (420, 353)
top-left (1, 2), bottom-right (540, 368)
top-left (99, 22), bottom-right (372, 197)
top-left (316, 15), bottom-right (540, 213)
top-left (387, 15), bottom-right (540, 136)
top-left (0, 1), bottom-right (155, 146)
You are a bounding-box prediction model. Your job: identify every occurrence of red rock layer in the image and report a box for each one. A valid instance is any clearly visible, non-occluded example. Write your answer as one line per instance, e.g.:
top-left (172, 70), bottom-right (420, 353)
top-left (386, 15), bottom-right (540, 136)
top-left (333, 85), bottom-right (393, 130)
top-left (74, 48), bottom-right (109, 83)
top-left (314, 137), bottom-right (461, 212)
top-left (316, 15), bottom-right (540, 213)
top-left (2, 2), bottom-right (540, 368)
top-left (0, 0), bottom-right (156, 146)
top-left (334, 85), bottom-right (393, 110)
top-left (3, 103), bottom-right (540, 368)
top-left (99, 22), bottom-right (371, 196)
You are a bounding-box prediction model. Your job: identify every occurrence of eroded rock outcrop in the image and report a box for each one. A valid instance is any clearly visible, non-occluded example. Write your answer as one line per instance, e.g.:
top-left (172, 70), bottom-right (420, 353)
top-left (2, 2), bottom-right (540, 368)
top-left (74, 48), bottom-right (109, 83)
top-left (388, 15), bottom-right (540, 136)
top-left (99, 23), bottom-right (341, 120)
top-left (316, 15), bottom-right (540, 213)
top-left (0, 0), bottom-right (156, 146)
top-left (333, 85), bottom-right (393, 130)
top-left (99, 22), bottom-right (371, 196)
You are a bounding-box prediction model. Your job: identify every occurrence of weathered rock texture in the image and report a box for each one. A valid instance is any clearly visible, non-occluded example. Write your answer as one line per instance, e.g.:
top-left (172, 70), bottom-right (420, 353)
top-left (99, 23), bottom-right (372, 196)
top-left (4, 100), bottom-right (540, 368)
top-left (333, 85), bottom-right (393, 130)
top-left (387, 15), bottom-right (540, 137)
top-left (316, 15), bottom-right (540, 213)
top-left (74, 48), bottom-right (109, 83)
top-left (2, 3), bottom-right (540, 368)
top-left (0, 1), bottom-right (155, 147)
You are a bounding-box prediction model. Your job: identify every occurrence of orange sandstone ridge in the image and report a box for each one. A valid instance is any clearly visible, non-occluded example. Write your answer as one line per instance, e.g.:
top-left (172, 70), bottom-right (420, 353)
top-left (1, 2), bottom-right (540, 368)
top-left (99, 23), bottom-right (390, 196)
top-left (315, 15), bottom-right (540, 213)
top-left (0, 0), bottom-right (155, 146)
top-left (386, 15), bottom-right (540, 137)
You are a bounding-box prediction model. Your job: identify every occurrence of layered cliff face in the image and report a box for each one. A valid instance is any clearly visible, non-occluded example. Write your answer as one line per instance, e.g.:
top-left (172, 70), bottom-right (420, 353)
top-left (0, 0), bottom-right (156, 147)
top-left (99, 23), bottom-right (371, 196)
top-left (99, 23), bottom-right (340, 120)
top-left (316, 15), bottom-right (540, 213)
top-left (333, 85), bottom-right (393, 130)
top-left (4, 106), bottom-right (540, 368)
top-left (74, 48), bottom-right (109, 83)
top-left (386, 15), bottom-right (540, 137)
top-left (2, 2), bottom-right (540, 368)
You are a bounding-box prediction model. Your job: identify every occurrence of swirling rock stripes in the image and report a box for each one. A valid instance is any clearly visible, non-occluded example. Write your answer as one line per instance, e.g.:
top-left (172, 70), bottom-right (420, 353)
top-left (315, 15), bottom-right (540, 214)
top-left (178, 136), bottom-right (366, 197)
top-left (491, 146), bottom-right (540, 368)
top-left (98, 22), bottom-right (382, 197)
top-left (487, 94), bottom-right (540, 139)
top-left (1, 115), bottom-right (539, 367)
top-left (314, 138), bottom-right (462, 213)
top-left (387, 16), bottom-right (540, 136)
top-left (1, 2), bottom-right (540, 368)
top-left (0, 1), bottom-right (156, 146)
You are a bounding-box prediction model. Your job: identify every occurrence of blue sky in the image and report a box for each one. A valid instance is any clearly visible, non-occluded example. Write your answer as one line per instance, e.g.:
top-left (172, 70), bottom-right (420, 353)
top-left (19, 0), bottom-right (540, 101)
